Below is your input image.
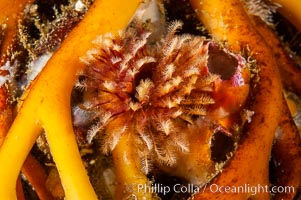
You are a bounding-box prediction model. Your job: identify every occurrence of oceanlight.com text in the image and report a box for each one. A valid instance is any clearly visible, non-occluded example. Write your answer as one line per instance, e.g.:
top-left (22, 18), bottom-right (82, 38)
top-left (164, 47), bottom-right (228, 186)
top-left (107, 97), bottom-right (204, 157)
top-left (136, 183), bottom-right (295, 196)
top-left (208, 183), bottom-right (295, 196)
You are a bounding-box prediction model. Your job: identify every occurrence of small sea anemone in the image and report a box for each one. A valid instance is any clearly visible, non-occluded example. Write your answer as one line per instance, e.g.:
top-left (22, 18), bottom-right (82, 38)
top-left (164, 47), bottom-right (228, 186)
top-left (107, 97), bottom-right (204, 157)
top-left (74, 20), bottom-right (247, 173)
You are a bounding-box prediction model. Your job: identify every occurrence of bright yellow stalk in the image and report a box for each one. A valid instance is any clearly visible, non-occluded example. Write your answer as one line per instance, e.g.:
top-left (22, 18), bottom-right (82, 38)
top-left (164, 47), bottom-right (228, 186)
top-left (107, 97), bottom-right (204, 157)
top-left (112, 118), bottom-right (152, 199)
top-left (0, 0), bottom-right (141, 199)
top-left (271, 0), bottom-right (301, 32)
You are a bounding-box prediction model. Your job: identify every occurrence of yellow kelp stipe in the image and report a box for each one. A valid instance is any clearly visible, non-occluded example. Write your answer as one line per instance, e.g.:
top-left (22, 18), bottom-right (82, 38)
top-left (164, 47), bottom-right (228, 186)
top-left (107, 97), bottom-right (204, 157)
top-left (0, 0), bottom-right (141, 199)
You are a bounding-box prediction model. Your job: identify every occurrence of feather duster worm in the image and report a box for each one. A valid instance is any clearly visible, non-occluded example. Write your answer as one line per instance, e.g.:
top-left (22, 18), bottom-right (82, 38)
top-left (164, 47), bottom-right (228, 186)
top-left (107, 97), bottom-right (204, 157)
top-left (74, 19), bottom-right (251, 197)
